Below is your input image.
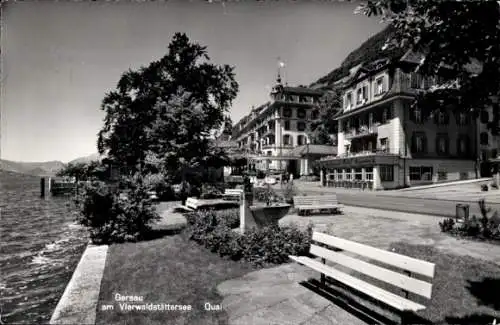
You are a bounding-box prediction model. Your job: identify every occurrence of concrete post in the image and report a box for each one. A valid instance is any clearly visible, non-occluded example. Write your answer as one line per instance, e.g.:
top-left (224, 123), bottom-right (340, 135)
top-left (320, 169), bottom-right (324, 186)
top-left (239, 192), bottom-right (257, 234)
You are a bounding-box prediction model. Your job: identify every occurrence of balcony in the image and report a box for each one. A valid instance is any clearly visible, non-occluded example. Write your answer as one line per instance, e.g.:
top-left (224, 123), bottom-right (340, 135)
top-left (344, 124), bottom-right (379, 140)
top-left (320, 149), bottom-right (399, 161)
top-left (262, 143), bottom-right (276, 150)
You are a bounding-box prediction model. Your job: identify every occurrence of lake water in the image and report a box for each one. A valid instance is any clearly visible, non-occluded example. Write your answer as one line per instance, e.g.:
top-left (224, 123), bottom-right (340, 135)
top-left (0, 171), bottom-right (88, 324)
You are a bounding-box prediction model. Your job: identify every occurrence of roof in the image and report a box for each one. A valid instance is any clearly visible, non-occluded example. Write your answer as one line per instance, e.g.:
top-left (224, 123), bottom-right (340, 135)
top-left (281, 86), bottom-right (324, 96)
top-left (289, 145), bottom-right (337, 157)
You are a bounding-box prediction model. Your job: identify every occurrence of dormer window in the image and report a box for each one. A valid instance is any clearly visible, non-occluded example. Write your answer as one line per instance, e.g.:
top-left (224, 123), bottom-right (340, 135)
top-left (357, 86), bottom-right (368, 104)
top-left (375, 77), bottom-right (385, 95)
top-left (345, 92), bottom-right (352, 110)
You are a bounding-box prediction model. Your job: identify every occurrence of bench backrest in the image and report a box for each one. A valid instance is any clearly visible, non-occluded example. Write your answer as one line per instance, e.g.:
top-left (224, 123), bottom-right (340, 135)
top-left (293, 195), bottom-right (338, 206)
top-left (186, 197), bottom-right (199, 209)
top-left (311, 231), bottom-right (435, 300)
top-left (224, 189), bottom-right (243, 196)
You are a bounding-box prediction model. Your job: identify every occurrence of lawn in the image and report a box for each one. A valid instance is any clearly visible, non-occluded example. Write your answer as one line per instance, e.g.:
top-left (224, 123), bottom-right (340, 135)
top-left (95, 232), bottom-right (260, 325)
top-left (320, 242), bottom-right (500, 325)
top-left (390, 242), bottom-right (500, 325)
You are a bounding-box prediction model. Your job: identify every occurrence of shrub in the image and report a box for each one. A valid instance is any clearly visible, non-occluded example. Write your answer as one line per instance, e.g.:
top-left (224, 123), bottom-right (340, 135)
top-left (438, 199), bottom-right (500, 241)
top-left (238, 224), bottom-right (313, 265)
top-left (439, 218), bottom-right (455, 233)
top-left (256, 170), bottom-right (266, 179)
top-left (253, 185), bottom-right (282, 205)
top-left (491, 182), bottom-right (499, 190)
top-left (74, 175), bottom-right (160, 244)
top-left (481, 184), bottom-right (489, 191)
top-left (185, 210), bottom-right (312, 265)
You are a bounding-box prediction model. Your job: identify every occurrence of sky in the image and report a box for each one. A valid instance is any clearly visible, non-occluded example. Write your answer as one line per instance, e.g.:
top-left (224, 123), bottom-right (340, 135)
top-left (1, 0), bottom-right (385, 163)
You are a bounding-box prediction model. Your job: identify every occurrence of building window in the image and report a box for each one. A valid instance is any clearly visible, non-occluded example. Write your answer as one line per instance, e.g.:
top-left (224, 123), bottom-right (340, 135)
top-left (457, 135), bottom-right (469, 157)
top-left (284, 120), bottom-right (291, 131)
top-left (412, 106), bottom-right (422, 123)
top-left (336, 169), bottom-right (343, 181)
top-left (365, 167), bottom-right (373, 180)
top-left (436, 135), bottom-right (449, 155)
top-left (480, 110), bottom-right (489, 124)
top-left (344, 144), bottom-right (350, 154)
top-left (410, 72), bottom-right (423, 89)
top-left (283, 134), bottom-right (292, 146)
top-left (297, 121), bottom-right (306, 131)
top-left (345, 92), bottom-right (352, 110)
top-left (267, 151), bottom-right (272, 156)
top-left (357, 86), bottom-right (368, 104)
top-left (412, 133), bottom-right (427, 153)
top-left (492, 149), bottom-right (498, 159)
top-left (438, 169), bottom-right (448, 181)
top-left (380, 138), bottom-right (389, 152)
top-left (283, 107), bottom-right (292, 118)
top-left (379, 165), bottom-right (394, 182)
top-left (297, 135), bottom-right (305, 145)
top-left (480, 132), bottom-right (489, 145)
top-left (456, 112), bottom-right (468, 126)
top-left (435, 111), bottom-right (449, 125)
top-left (375, 77), bottom-right (385, 95)
top-left (345, 169), bottom-right (352, 180)
top-left (297, 108), bottom-right (306, 118)
top-left (410, 166), bottom-right (433, 181)
top-left (381, 107), bottom-right (391, 124)
top-left (354, 168), bottom-right (363, 180)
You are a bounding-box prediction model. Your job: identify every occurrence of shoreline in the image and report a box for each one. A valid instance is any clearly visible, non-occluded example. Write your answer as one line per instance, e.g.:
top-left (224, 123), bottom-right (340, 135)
top-left (49, 243), bottom-right (108, 325)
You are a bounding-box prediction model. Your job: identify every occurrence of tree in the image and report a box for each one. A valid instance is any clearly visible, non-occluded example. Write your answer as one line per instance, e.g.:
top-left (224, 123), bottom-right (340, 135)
top-left (144, 89), bottom-right (231, 183)
top-left (97, 33), bottom-right (239, 175)
top-left (355, 0), bottom-right (500, 132)
top-left (308, 88), bottom-right (342, 145)
top-left (57, 161), bottom-right (106, 181)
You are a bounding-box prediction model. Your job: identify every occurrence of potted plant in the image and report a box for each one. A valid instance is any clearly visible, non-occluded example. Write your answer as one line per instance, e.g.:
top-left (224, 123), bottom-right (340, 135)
top-left (249, 183), bottom-right (290, 227)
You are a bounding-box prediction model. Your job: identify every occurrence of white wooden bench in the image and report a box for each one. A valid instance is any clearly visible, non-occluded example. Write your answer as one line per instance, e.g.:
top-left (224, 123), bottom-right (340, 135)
top-left (289, 231), bottom-right (435, 324)
top-left (223, 189), bottom-right (243, 201)
top-left (293, 195), bottom-right (344, 215)
top-left (176, 197), bottom-right (199, 212)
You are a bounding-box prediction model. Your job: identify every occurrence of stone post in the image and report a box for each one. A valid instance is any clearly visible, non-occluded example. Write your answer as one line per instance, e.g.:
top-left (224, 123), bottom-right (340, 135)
top-left (320, 169), bottom-right (324, 186)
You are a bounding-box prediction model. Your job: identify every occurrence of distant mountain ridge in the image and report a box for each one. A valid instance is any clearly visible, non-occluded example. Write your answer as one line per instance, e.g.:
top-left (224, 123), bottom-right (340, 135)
top-left (0, 159), bottom-right (66, 177)
top-left (0, 153), bottom-right (102, 177)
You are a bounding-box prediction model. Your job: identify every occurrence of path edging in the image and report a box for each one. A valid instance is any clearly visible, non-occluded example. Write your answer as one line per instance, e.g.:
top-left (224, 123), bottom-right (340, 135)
top-left (49, 243), bottom-right (108, 325)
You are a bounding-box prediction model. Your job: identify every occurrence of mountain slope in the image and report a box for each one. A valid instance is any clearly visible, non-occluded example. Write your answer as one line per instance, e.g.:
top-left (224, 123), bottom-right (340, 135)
top-left (310, 25), bottom-right (406, 89)
top-left (68, 153), bottom-right (102, 165)
top-left (0, 159), bottom-right (65, 177)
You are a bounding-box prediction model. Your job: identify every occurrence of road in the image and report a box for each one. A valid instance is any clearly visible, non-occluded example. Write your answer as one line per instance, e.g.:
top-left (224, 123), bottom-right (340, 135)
top-left (301, 189), bottom-right (500, 218)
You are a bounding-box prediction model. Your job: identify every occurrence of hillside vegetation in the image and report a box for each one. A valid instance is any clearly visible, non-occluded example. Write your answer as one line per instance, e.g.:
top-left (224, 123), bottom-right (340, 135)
top-left (310, 25), bottom-right (406, 89)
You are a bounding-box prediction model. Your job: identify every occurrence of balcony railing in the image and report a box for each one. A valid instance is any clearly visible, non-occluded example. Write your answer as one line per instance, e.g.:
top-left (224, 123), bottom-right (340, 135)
top-left (262, 143), bottom-right (276, 149)
top-left (344, 124), bottom-right (379, 139)
top-left (320, 149), bottom-right (400, 161)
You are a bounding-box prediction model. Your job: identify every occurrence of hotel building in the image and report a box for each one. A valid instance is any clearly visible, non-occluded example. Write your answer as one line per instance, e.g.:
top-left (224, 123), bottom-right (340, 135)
top-left (231, 76), bottom-right (335, 177)
top-left (318, 51), bottom-right (500, 190)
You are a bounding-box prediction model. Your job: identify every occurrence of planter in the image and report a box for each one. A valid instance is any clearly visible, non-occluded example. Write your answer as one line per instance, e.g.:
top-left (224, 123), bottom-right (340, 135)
top-left (249, 204), bottom-right (291, 227)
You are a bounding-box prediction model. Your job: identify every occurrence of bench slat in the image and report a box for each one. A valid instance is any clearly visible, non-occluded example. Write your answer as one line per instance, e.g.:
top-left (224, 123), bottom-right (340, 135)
top-left (289, 255), bottom-right (427, 312)
top-left (296, 204), bottom-right (343, 210)
top-left (312, 232), bottom-right (435, 278)
top-left (310, 245), bottom-right (433, 299)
